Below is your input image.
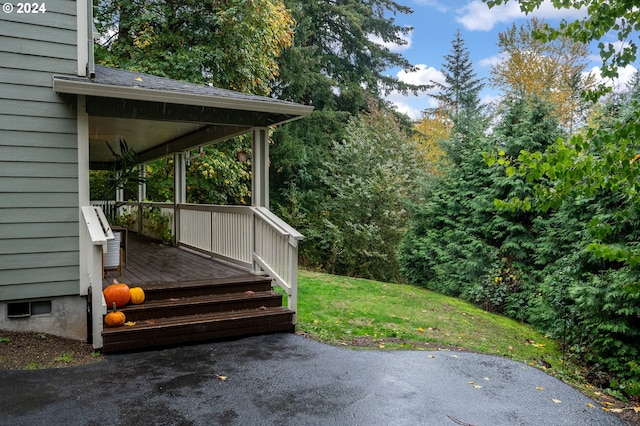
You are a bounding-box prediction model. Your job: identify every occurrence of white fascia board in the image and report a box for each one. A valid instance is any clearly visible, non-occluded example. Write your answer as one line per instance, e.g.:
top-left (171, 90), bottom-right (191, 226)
top-left (52, 77), bottom-right (314, 118)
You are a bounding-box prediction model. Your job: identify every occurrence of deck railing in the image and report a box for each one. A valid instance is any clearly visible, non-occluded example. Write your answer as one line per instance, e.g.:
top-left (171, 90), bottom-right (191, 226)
top-left (101, 202), bottom-right (302, 319)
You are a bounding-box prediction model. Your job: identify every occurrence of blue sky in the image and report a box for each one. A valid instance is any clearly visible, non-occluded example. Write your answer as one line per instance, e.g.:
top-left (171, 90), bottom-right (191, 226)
top-left (383, 0), bottom-right (639, 119)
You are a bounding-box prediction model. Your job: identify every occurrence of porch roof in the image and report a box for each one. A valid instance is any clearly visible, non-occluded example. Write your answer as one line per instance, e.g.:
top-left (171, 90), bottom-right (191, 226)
top-left (52, 66), bottom-right (313, 167)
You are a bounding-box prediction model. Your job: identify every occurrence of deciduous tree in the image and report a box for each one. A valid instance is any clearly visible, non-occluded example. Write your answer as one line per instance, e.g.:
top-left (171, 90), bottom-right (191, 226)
top-left (490, 18), bottom-right (594, 130)
top-left (320, 107), bottom-right (423, 282)
top-left (412, 107), bottom-right (450, 176)
top-left (485, 0), bottom-right (639, 80)
top-left (95, 0), bottom-right (294, 96)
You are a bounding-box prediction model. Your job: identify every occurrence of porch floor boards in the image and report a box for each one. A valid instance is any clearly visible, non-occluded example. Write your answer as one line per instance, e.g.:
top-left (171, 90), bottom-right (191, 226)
top-left (102, 232), bottom-right (253, 288)
top-left (100, 232), bottom-right (294, 353)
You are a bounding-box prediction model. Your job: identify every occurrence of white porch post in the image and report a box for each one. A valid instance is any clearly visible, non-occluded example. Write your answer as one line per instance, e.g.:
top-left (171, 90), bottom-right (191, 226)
top-left (252, 128), bottom-right (269, 274)
top-left (138, 164), bottom-right (146, 202)
top-left (252, 128), bottom-right (269, 208)
top-left (174, 152), bottom-right (186, 244)
top-left (115, 171), bottom-right (124, 217)
top-left (77, 95), bottom-right (106, 348)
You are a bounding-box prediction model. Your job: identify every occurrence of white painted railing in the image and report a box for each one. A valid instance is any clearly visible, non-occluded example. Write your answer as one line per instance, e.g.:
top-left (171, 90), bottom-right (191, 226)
top-left (101, 202), bottom-right (303, 321)
top-left (177, 204), bottom-right (303, 321)
top-left (251, 206), bottom-right (303, 320)
top-left (81, 205), bottom-right (112, 349)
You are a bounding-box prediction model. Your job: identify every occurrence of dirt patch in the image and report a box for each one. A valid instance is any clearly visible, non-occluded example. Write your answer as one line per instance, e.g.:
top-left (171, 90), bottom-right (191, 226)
top-left (0, 331), bottom-right (104, 370)
top-left (342, 335), bottom-right (473, 352)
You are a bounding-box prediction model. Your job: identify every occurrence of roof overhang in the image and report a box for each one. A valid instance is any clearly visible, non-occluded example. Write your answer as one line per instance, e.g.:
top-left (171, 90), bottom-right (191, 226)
top-left (52, 77), bottom-right (312, 118)
top-left (52, 66), bottom-right (313, 166)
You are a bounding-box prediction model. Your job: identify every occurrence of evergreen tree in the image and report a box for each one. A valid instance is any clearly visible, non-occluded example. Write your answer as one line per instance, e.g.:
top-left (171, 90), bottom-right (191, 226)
top-left (427, 30), bottom-right (485, 139)
top-left (270, 110), bottom-right (351, 261)
top-left (400, 94), bottom-right (561, 320)
top-left (516, 84), bottom-right (640, 390)
top-left (484, 0), bottom-right (640, 392)
top-left (274, 0), bottom-right (428, 112)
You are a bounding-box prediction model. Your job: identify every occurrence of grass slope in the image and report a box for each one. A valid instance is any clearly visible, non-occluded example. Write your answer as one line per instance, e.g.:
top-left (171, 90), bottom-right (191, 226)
top-left (296, 270), bottom-right (560, 366)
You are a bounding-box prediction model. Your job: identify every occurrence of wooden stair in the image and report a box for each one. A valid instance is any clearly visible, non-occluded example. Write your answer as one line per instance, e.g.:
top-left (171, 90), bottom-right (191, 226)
top-left (101, 275), bottom-right (295, 353)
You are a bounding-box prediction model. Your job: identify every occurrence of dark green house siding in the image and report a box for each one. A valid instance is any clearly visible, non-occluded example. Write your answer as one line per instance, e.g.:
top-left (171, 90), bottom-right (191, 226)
top-left (0, 1), bottom-right (80, 300)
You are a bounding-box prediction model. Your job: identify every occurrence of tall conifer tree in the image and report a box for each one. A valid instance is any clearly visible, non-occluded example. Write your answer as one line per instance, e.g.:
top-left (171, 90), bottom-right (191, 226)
top-left (274, 0), bottom-right (428, 112)
top-left (428, 30), bottom-right (485, 139)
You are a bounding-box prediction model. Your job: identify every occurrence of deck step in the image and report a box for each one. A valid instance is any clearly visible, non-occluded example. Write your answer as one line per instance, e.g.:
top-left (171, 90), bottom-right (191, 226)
top-left (102, 306), bottom-right (294, 353)
top-left (101, 275), bottom-right (294, 353)
top-left (141, 275), bottom-right (274, 300)
top-left (120, 290), bottom-right (284, 321)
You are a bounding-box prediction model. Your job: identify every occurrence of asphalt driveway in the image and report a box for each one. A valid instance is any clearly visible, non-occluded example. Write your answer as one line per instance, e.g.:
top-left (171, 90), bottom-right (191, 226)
top-left (0, 334), bottom-right (625, 425)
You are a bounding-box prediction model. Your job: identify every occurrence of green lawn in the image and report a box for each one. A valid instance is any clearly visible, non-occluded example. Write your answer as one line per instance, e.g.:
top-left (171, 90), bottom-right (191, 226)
top-left (294, 270), bottom-right (563, 370)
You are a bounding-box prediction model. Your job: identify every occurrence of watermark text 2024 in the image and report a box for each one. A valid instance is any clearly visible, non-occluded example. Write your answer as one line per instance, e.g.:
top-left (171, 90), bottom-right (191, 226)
top-left (2, 3), bottom-right (47, 14)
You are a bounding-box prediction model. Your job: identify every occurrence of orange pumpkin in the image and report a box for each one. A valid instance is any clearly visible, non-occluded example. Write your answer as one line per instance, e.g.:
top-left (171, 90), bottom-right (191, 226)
top-left (104, 303), bottom-right (126, 327)
top-left (129, 287), bottom-right (145, 305)
top-left (103, 279), bottom-right (130, 308)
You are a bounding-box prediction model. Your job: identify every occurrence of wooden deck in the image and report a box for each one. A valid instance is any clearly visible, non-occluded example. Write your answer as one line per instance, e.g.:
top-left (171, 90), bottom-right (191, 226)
top-left (102, 231), bottom-right (253, 288)
top-left (99, 232), bottom-right (295, 353)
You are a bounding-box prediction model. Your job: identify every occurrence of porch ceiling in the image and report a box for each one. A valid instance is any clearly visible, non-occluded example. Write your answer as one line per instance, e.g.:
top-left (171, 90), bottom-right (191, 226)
top-left (89, 117), bottom-right (206, 165)
top-left (52, 66), bottom-right (313, 167)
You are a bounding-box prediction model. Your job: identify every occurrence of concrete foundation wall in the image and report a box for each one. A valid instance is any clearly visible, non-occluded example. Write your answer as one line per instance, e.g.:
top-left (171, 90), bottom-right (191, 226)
top-left (0, 295), bottom-right (87, 341)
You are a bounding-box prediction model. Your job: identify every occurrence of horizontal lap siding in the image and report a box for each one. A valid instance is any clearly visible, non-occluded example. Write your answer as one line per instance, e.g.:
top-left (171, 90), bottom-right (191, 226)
top-left (0, 2), bottom-right (80, 300)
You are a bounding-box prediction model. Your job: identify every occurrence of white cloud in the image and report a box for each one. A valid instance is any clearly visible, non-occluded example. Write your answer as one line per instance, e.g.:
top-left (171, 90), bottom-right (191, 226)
top-left (455, 1), bottom-right (521, 31)
top-left (385, 64), bottom-right (443, 119)
top-left (396, 63), bottom-right (443, 87)
top-left (531, 2), bottom-right (586, 20)
top-left (391, 101), bottom-right (424, 119)
top-left (481, 93), bottom-right (502, 106)
top-left (586, 64), bottom-right (638, 92)
top-left (455, 0), bottom-right (587, 32)
top-left (478, 53), bottom-right (505, 68)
